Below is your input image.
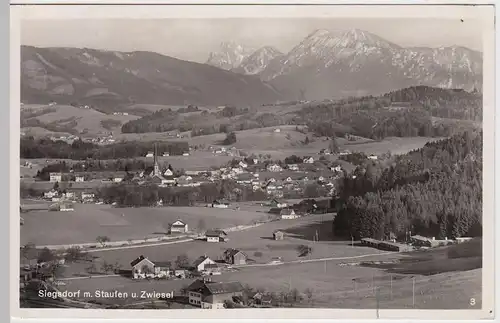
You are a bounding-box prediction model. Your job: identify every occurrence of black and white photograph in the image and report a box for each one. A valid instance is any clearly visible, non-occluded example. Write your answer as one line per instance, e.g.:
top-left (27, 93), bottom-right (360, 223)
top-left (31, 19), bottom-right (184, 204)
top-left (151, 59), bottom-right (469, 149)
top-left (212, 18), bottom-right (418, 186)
top-left (10, 3), bottom-right (495, 320)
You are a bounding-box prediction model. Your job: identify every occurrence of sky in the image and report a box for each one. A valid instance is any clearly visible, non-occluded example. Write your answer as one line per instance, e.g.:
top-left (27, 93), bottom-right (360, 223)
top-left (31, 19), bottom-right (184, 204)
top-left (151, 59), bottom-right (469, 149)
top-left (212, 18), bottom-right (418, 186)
top-left (21, 18), bottom-right (483, 63)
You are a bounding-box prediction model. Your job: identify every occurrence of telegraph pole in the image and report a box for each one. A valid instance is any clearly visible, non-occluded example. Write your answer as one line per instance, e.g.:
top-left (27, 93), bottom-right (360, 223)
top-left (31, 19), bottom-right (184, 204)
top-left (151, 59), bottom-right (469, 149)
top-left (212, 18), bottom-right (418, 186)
top-left (375, 287), bottom-right (380, 319)
top-left (390, 275), bottom-right (393, 300)
top-left (412, 277), bottom-right (416, 308)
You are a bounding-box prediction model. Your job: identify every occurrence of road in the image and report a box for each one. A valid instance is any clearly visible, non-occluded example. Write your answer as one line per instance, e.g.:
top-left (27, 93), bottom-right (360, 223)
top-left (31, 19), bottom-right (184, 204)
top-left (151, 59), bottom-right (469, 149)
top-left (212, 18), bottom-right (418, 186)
top-left (58, 251), bottom-right (398, 281)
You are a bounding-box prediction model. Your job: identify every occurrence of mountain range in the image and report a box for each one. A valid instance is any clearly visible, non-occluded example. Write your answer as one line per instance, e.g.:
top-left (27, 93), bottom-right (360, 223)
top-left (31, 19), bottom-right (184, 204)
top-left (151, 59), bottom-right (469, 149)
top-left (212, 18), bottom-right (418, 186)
top-left (207, 28), bottom-right (483, 99)
top-left (21, 28), bottom-right (482, 108)
top-left (21, 46), bottom-right (282, 108)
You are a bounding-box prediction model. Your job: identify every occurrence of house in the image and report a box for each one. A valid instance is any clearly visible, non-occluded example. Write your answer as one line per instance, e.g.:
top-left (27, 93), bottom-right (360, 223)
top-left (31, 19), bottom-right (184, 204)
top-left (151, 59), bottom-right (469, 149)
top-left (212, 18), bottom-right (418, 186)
top-left (186, 279), bottom-right (244, 309)
top-left (252, 158), bottom-right (259, 165)
top-left (368, 155), bottom-right (378, 160)
top-left (44, 190), bottom-right (59, 199)
top-left (62, 192), bottom-right (75, 199)
top-left (223, 249), bottom-right (248, 265)
top-left (113, 176), bottom-right (124, 183)
top-left (81, 192), bottom-right (95, 202)
top-left (205, 230), bottom-right (228, 242)
top-left (269, 199), bottom-right (288, 208)
top-left (49, 173), bottom-right (62, 183)
top-left (287, 164), bottom-right (299, 171)
top-left (274, 128), bottom-right (281, 133)
top-left (176, 175), bottom-right (193, 186)
top-left (192, 256), bottom-right (217, 272)
top-left (252, 292), bottom-right (273, 306)
top-left (330, 165), bottom-right (342, 172)
top-left (59, 202), bottom-right (74, 212)
top-left (211, 199), bottom-right (229, 209)
top-left (410, 235), bottom-right (441, 248)
top-left (145, 152), bottom-right (154, 158)
top-left (238, 161), bottom-right (248, 169)
top-left (75, 175), bottom-right (85, 182)
top-left (273, 230), bottom-right (284, 240)
top-left (203, 263), bottom-right (221, 275)
top-left (173, 269), bottom-right (188, 279)
top-left (170, 220), bottom-right (188, 233)
top-left (455, 237), bottom-right (473, 244)
top-left (163, 168), bottom-right (174, 177)
top-left (280, 208), bottom-right (298, 220)
top-left (183, 153), bottom-right (190, 156)
top-left (267, 164), bottom-right (283, 172)
top-left (185, 170), bottom-right (201, 176)
top-left (130, 255), bottom-right (171, 279)
top-left (303, 157), bottom-right (314, 164)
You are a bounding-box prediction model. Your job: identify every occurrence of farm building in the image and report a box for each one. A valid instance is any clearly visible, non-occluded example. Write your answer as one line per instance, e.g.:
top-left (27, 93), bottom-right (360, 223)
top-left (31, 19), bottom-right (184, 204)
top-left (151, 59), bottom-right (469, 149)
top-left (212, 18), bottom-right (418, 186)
top-left (251, 292), bottom-right (273, 306)
top-left (169, 220), bottom-right (188, 233)
top-left (49, 172), bottom-right (62, 183)
top-left (75, 175), bottom-right (85, 182)
top-left (130, 256), bottom-right (155, 279)
top-left (267, 164), bottom-right (283, 172)
top-left (455, 237), bottom-right (473, 244)
top-left (303, 157), bottom-right (314, 164)
top-left (273, 230), bottom-right (284, 240)
top-left (192, 256), bottom-right (217, 272)
top-left (145, 152), bottom-right (154, 158)
top-left (410, 235), bottom-right (437, 248)
top-left (205, 230), bottom-right (228, 243)
top-left (186, 279), bottom-right (244, 309)
top-left (211, 199), bottom-right (229, 209)
top-left (269, 199), bottom-right (288, 208)
top-left (130, 256), bottom-right (171, 279)
top-left (223, 249), bottom-right (248, 265)
top-left (287, 164), bottom-right (299, 171)
top-left (280, 208), bottom-right (298, 220)
top-left (361, 238), bottom-right (412, 252)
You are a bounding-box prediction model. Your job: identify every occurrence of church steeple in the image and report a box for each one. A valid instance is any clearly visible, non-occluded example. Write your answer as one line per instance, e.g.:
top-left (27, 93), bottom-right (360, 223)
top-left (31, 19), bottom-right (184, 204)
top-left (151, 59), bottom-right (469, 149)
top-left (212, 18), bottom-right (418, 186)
top-left (153, 143), bottom-right (160, 176)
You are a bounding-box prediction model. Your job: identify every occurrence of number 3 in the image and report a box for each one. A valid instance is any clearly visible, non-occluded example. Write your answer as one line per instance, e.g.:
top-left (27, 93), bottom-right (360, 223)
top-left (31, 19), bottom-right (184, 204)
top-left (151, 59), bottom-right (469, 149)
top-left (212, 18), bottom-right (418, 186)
top-left (470, 298), bottom-right (476, 306)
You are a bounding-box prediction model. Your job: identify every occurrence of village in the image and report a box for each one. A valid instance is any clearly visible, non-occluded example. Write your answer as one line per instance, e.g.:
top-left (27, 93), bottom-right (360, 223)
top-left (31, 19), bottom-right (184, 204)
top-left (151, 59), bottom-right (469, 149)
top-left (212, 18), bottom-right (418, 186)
top-left (19, 140), bottom-right (476, 310)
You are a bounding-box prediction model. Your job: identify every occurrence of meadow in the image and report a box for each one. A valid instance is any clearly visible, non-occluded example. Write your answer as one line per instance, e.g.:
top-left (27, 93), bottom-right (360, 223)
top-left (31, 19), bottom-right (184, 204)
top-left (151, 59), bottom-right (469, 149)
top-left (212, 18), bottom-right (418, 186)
top-left (20, 203), bottom-right (271, 246)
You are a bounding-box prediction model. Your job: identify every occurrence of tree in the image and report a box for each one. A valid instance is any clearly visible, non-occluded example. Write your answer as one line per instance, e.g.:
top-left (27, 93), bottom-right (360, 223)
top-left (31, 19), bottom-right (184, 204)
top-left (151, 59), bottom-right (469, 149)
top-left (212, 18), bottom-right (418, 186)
top-left (53, 182), bottom-right (60, 191)
top-left (21, 242), bottom-right (36, 264)
top-left (49, 264), bottom-right (65, 279)
top-left (86, 261), bottom-right (97, 274)
top-left (96, 236), bottom-right (110, 247)
top-left (329, 136), bottom-right (340, 153)
top-left (304, 288), bottom-right (314, 303)
top-left (64, 246), bottom-right (82, 262)
top-left (175, 254), bottom-right (190, 269)
top-left (101, 261), bottom-right (114, 274)
top-left (37, 247), bottom-right (56, 263)
top-left (197, 219), bottom-right (206, 233)
top-left (222, 132), bottom-right (237, 145)
top-left (113, 261), bottom-right (123, 274)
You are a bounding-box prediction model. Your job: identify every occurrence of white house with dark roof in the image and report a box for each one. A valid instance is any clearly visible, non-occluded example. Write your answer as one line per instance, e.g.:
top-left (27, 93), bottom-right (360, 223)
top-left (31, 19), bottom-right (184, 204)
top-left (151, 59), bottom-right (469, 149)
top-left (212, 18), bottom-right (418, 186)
top-left (170, 220), bottom-right (188, 233)
top-left (192, 255), bottom-right (217, 272)
top-left (205, 230), bottom-right (228, 242)
top-left (130, 255), bottom-right (171, 279)
top-left (186, 279), bottom-right (244, 309)
top-left (280, 208), bottom-right (298, 220)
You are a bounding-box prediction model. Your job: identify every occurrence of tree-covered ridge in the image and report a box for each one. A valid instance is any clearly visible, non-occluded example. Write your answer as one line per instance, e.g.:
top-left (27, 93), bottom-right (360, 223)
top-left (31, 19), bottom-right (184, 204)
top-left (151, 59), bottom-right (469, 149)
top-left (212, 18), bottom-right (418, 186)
top-left (301, 86), bottom-right (482, 139)
top-left (20, 137), bottom-right (189, 160)
top-left (333, 131), bottom-right (482, 241)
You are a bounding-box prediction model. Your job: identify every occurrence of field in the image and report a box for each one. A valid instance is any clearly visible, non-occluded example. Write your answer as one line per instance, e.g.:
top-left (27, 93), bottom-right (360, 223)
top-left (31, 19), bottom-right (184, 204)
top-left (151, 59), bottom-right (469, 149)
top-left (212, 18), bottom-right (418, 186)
top-left (21, 104), bottom-right (140, 136)
top-left (114, 125), bottom-right (440, 161)
top-left (20, 203), bottom-right (271, 245)
top-left (54, 216), bottom-right (482, 309)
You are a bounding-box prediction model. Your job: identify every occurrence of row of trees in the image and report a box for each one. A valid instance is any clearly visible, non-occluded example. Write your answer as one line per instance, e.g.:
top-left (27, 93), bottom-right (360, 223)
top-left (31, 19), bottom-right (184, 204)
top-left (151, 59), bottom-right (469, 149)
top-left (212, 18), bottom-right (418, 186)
top-left (97, 180), bottom-right (268, 207)
top-left (20, 137), bottom-right (189, 159)
top-left (333, 131), bottom-right (483, 240)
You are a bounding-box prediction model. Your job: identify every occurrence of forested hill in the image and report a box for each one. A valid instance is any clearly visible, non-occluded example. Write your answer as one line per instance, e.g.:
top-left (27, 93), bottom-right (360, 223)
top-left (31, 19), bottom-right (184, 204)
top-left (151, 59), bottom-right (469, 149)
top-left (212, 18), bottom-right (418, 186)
top-left (333, 130), bottom-right (482, 241)
top-left (302, 86), bottom-right (482, 140)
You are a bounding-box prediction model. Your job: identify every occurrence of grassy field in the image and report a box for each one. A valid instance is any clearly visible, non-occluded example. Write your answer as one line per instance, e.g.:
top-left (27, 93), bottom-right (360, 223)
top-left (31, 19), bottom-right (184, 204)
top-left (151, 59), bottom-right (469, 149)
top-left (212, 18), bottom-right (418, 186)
top-left (22, 104), bottom-right (140, 136)
top-left (49, 214), bottom-right (482, 309)
top-left (20, 203), bottom-right (271, 245)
